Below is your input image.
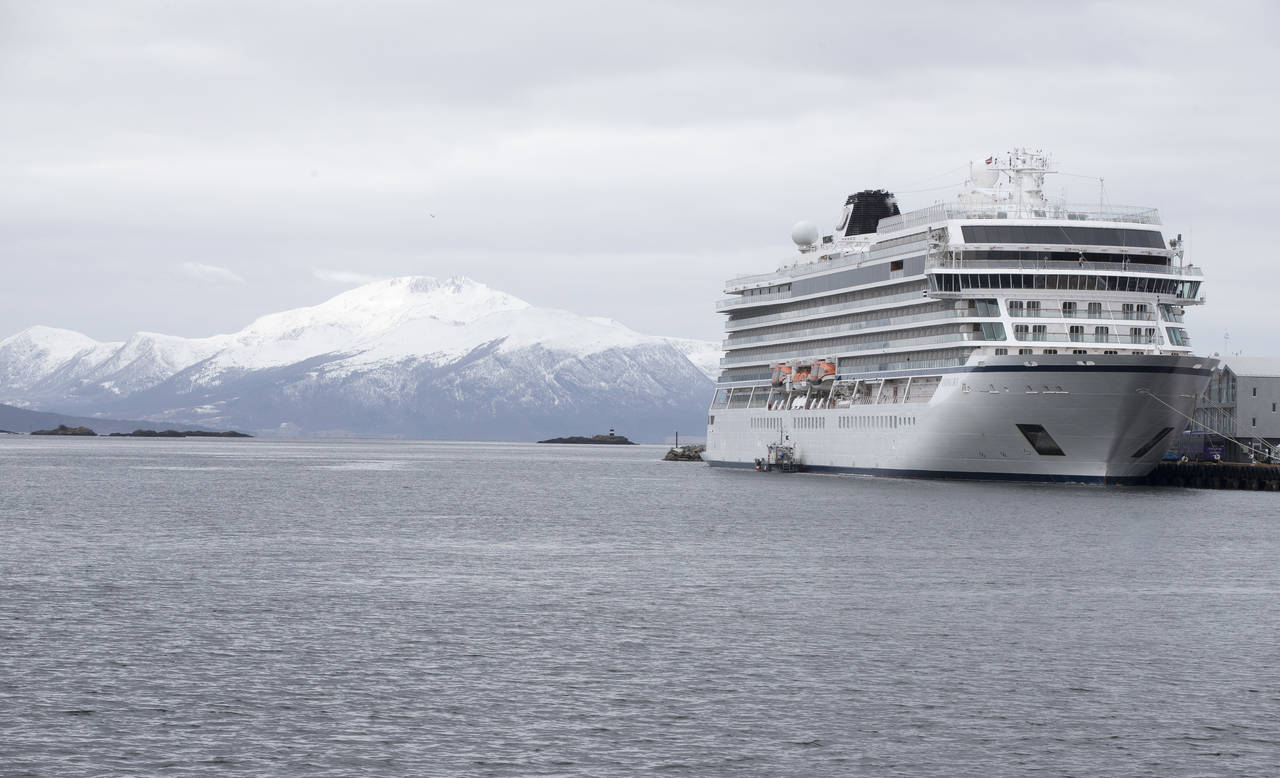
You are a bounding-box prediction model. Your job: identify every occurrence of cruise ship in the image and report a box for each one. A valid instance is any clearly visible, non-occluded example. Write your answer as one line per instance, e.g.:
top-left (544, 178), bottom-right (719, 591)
top-left (705, 149), bottom-right (1216, 483)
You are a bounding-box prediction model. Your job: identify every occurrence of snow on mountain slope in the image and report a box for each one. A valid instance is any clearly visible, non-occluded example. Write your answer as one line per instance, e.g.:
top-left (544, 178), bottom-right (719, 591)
top-left (85, 332), bottom-right (231, 395)
top-left (0, 326), bottom-right (121, 393)
top-left (213, 276), bottom-right (532, 370)
top-left (582, 319), bottom-right (721, 380)
top-left (182, 277), bottom-right (676, 376)
top-left (0, 276), bottom-right (718, 440)
top-left (661, 336), bottom-right (722, 381)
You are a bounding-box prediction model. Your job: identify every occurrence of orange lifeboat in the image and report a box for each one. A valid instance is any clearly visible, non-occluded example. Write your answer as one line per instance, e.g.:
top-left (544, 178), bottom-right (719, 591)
top-left (770, 364), bottom-right (792, 387)
top-left (790, 365), bottom-right (813, 392)
top-left (812, 360), bottom-right (836, 385)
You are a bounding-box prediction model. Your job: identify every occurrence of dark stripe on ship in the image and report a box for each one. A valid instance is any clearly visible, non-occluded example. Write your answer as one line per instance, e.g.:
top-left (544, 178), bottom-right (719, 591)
top-left (717, 363), bottom-right (1213, 385)
top-left (706, 459), bottom-right (1148, 485)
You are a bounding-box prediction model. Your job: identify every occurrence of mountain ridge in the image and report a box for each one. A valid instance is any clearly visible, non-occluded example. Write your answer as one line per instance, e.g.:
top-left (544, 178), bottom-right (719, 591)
top-left (0, 276), bottom-right (720, 442)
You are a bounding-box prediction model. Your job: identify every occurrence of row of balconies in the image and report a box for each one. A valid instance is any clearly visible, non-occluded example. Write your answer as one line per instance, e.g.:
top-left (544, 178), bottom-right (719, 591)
top-left (723, 308), bottom-right (976, 349)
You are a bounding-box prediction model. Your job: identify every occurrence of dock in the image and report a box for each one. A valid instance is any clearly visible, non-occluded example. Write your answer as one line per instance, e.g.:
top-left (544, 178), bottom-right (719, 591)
top-left (1142, 462), bottom-right (1280, 491)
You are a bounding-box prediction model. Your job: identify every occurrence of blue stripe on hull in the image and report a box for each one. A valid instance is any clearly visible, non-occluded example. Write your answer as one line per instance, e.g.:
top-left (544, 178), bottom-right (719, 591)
top-left (705, 459), bottom-right (1147, 485)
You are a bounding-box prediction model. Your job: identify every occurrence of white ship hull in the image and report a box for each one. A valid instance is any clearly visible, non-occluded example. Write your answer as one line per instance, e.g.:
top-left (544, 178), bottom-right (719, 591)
top-left (706, 354), bottom-right (1214, 484)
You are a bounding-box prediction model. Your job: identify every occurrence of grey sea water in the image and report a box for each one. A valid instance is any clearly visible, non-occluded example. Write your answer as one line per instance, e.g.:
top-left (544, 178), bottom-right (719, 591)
top-left (1, 437), bottom-right (1278, 776)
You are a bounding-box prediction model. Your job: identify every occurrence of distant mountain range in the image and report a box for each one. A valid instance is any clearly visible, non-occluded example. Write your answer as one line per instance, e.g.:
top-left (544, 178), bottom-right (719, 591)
top-left (0, 277), bottom-right (721, 442)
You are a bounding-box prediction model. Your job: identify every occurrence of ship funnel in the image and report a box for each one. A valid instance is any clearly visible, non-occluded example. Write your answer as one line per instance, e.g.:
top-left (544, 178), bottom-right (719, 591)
top-left (838, 189), bottom-right (900, 237)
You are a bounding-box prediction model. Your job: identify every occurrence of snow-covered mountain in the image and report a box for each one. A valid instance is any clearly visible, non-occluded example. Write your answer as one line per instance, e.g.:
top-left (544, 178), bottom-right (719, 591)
top-left (0, 277), bottom-right (721, 441)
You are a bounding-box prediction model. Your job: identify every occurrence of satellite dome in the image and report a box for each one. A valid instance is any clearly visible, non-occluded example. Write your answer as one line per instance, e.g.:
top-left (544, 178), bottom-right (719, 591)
top-left (972, 166), bottom-right (1000, 189)
top-left (791, 220), bottom-right (819, 248)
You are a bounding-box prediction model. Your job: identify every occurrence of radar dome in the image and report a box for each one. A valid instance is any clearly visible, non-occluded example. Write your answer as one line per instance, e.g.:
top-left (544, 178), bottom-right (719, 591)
top-left (971, 163), bottom-right (999, 189)
top-left (791, 220), bottom-right (819, 247)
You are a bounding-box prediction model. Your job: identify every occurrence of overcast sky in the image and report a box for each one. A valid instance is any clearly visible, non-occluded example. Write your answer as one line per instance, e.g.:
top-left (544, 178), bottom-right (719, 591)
top-left (2, 0), bottom-right (1277, 354)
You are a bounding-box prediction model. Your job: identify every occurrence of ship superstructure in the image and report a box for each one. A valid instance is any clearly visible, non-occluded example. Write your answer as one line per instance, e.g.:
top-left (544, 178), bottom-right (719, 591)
top-left (705, 149), bottom-right (1215, 482)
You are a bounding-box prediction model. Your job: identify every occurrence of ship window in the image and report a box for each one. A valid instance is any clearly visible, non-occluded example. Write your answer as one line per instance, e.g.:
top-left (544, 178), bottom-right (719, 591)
top-left (961, 225), bottom-right (1165, 248)
top-left (1131, 427), bottom-right (1174, 458)
top-left (1088, 302), bottom-right (1102, 317)
top-left (995, 348), bottom-right (1008, 355)
top-left (1253, 387), bottom-right (1257, 396)
top-left (708, 415), bottom-right (715, 425)
top-left (1062, 301), bottom-right (1077, 317)
top-left (1073, 349), bottom-right (1087, 355)
top-left (1252, 417), bottom-right (1257, 427)
top-left (975, 299), bottom-right (1000, 316)
top-left (712, 389), bottom-right (730, 408)
top-left (1043, 349), bottom-right (1057, 354)
top-left (1016, 424), bottom-right (1066, 456)
top-left (1018, 348), bottom-right (1034, 355)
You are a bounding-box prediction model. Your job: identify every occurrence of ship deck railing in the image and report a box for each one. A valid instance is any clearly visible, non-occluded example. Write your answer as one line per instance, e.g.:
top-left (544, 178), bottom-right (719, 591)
top-left (720, 255), bottom-right (1201, 313)
top-left (878, 202), bottom-right (1162, 233)
top-left (927, 257), bottom-right (1202, 277)
top-left (719, 332), bottom-right (987, 367)
top-left (722, 309), bottom-right (986, 349)
top-left (723, 252), bottom-right (865, 293)
top-left (1009, 307), bottom-right (1156, 320)
top-left (725, 289), bottom-right (936, 329)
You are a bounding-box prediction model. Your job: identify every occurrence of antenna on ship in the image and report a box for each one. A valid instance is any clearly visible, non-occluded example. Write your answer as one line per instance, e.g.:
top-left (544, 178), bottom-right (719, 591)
top-left (1170, 233), bottom-right (1184, 272)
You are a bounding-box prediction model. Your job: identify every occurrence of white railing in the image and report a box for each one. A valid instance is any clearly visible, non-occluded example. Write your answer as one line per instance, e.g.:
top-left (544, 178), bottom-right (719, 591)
top-left (926, 257), bottom-right (1202, 277)
top-left (723, 251), bottom-right (867, 293)
top-left (1010, 307), bottom-right (1156, 321)
top-left (720, 332), bottom-right (985, 367)
top-left (1013, 332), bottom-right (1157, 344)
top-left (878, 202), bottom-right (1161, 233)
top-left (723, 309), bottom-right (982, 348)
top-left (725, 289), bottom-right (933, 330)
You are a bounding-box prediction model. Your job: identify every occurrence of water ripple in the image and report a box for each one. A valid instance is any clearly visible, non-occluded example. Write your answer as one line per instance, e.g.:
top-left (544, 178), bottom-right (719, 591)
top-left (1, 438), bottom-right (1278, 775)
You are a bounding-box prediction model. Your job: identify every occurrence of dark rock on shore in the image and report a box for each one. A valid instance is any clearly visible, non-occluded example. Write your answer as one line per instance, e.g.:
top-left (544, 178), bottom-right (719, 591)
top-left (31, 424), bottom-right (97, 436)
top-left (663, 444), bottom-right (705, 461)
top-left (538, 431), bottom-right (635, 445)
top-left (0, 402), bottom-right (224, 436)
top-left (107, 429), bottom-right (253, 438)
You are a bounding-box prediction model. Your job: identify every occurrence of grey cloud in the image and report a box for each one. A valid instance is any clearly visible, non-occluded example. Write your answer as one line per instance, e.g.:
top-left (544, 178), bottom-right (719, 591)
top-left (0, 1), bottom-right (1276, 356)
